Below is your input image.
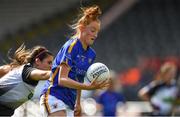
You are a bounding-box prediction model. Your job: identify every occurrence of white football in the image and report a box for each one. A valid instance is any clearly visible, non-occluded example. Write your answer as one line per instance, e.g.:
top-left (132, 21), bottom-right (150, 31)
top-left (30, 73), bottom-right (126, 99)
top-left (86, 62), bottom-right (110, 82)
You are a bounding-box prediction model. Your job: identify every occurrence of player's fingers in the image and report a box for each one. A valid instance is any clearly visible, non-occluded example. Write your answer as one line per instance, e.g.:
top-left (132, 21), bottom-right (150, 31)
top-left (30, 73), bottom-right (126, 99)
top-left (90, 76), bottom-right (99, 86)
top-left (99, 80), bottom-right (110, 88)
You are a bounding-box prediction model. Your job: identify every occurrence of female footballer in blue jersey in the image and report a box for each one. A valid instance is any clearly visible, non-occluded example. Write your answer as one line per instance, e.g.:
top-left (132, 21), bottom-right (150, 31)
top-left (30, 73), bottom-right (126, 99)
top-left (40, 5), bottom-right (109, 117)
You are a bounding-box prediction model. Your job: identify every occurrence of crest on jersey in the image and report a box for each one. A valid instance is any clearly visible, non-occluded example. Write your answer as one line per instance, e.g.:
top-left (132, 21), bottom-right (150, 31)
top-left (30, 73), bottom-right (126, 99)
top-left (52, 103), bottom-right (58, 109)
top-left (81, 55), bottom-right (86, 62)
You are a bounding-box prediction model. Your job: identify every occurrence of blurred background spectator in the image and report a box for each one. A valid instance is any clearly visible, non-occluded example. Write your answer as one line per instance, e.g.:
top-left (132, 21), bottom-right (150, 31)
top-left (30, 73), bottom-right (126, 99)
top-left (95, 70), bottom-right (126, 116)
top-left (138, 62), bottom-right (179, 116)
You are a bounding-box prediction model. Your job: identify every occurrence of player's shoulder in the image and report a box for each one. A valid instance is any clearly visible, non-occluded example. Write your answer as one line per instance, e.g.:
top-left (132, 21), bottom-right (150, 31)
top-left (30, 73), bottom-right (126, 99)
top-left (23, 63), bottom-right (34, 70)
top-left (63, 38), bottom-right (79, 51)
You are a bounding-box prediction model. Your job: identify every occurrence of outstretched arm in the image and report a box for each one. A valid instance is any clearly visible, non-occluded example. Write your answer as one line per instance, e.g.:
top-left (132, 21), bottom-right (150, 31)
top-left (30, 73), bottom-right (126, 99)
top-left (22, 64), bottom-right (51, 84)
top-left (58, 63), bottom-right (109, 90)
top-left (29, 69), bottom-right (51, 81)
top-left (139, 80), bottom-right (162, 101)
top-left (138, 87), bottom-right (150, 101)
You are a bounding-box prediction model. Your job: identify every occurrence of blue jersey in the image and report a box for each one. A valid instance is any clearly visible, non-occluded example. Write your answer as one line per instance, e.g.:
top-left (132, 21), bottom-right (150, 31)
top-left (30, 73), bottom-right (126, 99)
top-left (97, 91), bottom-right (125, 116)
top-left (42, 38), bottom-right (96, 110)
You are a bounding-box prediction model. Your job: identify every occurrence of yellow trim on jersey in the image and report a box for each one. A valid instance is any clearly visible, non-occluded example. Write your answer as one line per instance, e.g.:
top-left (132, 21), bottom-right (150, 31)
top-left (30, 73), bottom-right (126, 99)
top-left (68, 39), bottom-right (77, 53)
top-left (61, 61), bottom-right (71, 71)
top-left (44, 39), bottom-right (77, 113)
top-left (44, 66), bottom-right (59, 113)
top-left (44, 92), bottom-right (50, 114)
top-left (50, 67), bottom-right (59, 83)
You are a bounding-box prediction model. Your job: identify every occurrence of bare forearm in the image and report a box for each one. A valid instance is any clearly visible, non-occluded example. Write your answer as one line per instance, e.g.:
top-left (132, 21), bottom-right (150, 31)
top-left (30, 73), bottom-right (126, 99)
top-left (76, 90), bottom-right (81, 104)
top-left (30, 70), bottom-right (51, 80)
top-left (0, 71), bottom-right (7, 78)
top-left (74, 90), bottom-right (82, 116)
top-left (40, 71), bottom-right (51, 80)
top-left (57, 64), bottom-right (109, 91)
top-left (59, 78), bottom-right (89, 90)
top-left (139, 91), bottom-right (150, 101)
top-left (0, 65), bottom-right (11, 77)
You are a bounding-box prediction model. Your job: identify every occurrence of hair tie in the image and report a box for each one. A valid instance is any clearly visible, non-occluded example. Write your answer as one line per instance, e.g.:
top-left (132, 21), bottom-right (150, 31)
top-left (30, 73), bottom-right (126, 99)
top-left (35, 49), bottom-right (47, 58)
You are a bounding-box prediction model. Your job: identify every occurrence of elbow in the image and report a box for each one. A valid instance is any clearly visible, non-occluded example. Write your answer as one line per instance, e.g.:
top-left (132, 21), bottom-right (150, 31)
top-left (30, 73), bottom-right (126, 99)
top-left (58, 77), bottom-right (65, 86)
top-left (41, 71), bottom-right (51, 80)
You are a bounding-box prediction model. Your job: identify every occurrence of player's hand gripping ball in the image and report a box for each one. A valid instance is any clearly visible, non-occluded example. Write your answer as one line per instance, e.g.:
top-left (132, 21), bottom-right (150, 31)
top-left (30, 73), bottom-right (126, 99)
top-left (86, 62), bottom-right (110, 82)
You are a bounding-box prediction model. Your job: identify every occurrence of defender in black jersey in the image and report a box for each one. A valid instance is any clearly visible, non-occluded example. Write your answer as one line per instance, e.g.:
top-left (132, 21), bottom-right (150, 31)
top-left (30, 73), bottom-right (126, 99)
top-left (0, 45), bottom-right (53, 116)
top-left (139, 62), bottom-right (179, 116)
